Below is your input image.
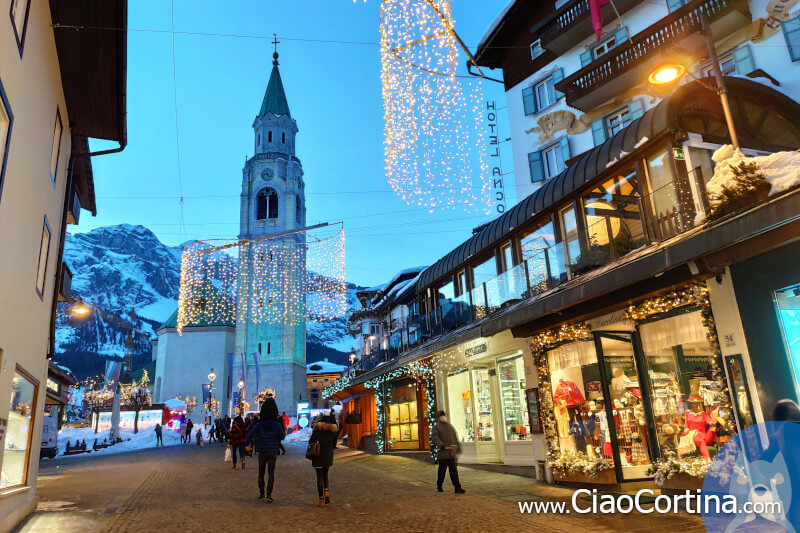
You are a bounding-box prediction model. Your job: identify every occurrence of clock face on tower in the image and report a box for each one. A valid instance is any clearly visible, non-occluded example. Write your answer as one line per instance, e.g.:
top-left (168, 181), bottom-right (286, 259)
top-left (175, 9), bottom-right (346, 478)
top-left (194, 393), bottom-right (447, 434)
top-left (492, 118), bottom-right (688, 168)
top-left (261, 168), bottom-right (274, 181)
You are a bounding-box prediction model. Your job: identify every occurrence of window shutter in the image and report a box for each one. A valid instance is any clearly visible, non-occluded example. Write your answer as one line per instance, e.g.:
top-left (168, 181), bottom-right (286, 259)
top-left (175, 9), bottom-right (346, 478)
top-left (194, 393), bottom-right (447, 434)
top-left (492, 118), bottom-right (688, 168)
top-left (666, 0), bottom-right (683, 12)
top-left (733, 44), bottom-right (756, 75)
top-left (614, 27), bottom-right (628, 44)
top-left (522, 86), bottom-right (537, 115)
top-left (528, 151), bottom-right (544, 183)
top-left (559, 136), bottom-right (571, 167)
top-left (591, 118), bottom-right (606, 146)
top-left (628, 99), bottom-right (645, 121)
top-left (783, 17), bottom-right (800, 61)
top-left (551, 68), bottom-right (565, 99)
top-left (580, 49), bottom-right (593, 67)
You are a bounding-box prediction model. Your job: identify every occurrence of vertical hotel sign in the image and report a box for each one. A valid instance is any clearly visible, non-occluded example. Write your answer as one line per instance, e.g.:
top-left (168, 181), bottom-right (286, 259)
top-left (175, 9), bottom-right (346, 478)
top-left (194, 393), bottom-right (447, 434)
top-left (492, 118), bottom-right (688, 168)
top-left (486, 101), bottom-right (505, 214)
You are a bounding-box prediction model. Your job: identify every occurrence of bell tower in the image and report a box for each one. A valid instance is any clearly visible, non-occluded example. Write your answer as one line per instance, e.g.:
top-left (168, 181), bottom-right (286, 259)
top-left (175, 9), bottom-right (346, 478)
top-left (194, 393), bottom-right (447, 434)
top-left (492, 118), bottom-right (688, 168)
top-left (235, 43), bottom-right (307, 416)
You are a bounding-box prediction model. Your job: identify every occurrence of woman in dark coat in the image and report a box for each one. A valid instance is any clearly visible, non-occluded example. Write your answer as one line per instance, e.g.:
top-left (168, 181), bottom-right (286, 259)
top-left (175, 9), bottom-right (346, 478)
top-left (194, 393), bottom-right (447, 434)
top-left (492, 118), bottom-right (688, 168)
top-left (308, 411), bottom-right (339, 506)
top-left (229, 415), bottom-right (247, 469)
top-left (245, 398), bottom-right (286, 502)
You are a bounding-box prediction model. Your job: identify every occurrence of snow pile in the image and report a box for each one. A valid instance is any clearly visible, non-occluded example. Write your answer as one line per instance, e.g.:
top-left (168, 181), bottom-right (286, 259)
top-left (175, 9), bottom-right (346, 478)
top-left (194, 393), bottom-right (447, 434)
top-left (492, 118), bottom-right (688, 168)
top-left (698, 146), bottom-right (800, 224)
top-left (50, 424), bottom-right (199, 459)
top-left (284, 426), bottom-right (313, 444)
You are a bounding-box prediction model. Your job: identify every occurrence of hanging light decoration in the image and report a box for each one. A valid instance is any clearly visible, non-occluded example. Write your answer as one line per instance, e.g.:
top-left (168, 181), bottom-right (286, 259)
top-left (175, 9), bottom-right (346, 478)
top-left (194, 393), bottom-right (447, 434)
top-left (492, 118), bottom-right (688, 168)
top-left (380, 0), bottom-right (491, 213)
top-left (177, 227), bottom-right (346, 334)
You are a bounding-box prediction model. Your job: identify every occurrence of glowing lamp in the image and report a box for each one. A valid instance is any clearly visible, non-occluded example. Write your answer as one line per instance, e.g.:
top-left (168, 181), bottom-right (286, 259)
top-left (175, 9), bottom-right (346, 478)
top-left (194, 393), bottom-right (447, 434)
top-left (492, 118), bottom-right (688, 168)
top-left (648, 64), bottom-right (685, 86)
top-left (71, 301), bottom-right (91, 316)
top-left (208, 369), bottom-right (216, 383)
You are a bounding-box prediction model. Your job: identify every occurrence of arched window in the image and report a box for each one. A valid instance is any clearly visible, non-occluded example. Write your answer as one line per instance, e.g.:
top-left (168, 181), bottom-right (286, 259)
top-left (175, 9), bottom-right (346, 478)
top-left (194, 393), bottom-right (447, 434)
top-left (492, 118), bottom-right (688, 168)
top-left (257, 133), bottom-right (260, 146)
top-left (256, 188), bottom-right (279, 220)
top-left (268, 131), bottom-right (272, 143)
top-left (296, 196), bottom-right (302, 221)
top-left (282, 132), bottom-right (286, 143)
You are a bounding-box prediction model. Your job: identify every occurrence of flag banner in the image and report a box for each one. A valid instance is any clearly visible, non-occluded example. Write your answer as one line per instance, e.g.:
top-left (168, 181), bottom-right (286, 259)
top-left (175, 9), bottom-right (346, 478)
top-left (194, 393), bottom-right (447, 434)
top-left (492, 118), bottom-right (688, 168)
top-left (590, 0), bottom-right (611, 40)
top-left (251, 353), bottom-right (260, 395)
top-left (226, 353), bottom-right (234, 398)
top-left (201, 384), bottom-right (211, 405)
top-left (104, 359), bottom-right (122, 387)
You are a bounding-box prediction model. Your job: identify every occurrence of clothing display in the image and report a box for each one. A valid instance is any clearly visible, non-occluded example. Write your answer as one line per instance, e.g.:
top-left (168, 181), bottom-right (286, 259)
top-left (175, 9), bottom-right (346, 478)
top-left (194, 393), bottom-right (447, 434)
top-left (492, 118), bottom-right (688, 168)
top-left (683, 409), bottom-right (717, 459)
top-left (553, 379), bottom-right (585, 407)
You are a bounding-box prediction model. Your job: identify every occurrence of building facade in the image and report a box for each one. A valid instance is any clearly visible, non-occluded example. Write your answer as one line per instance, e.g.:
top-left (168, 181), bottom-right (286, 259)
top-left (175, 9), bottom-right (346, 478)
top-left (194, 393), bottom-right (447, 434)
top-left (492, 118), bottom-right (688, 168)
top-left (234, 51), bottom-right (307, 416)
top-left (324, 0), bottom-right (800, 489)
top-left (0, 0), bottom-right (126, 528)
top-left (306, 360), bottom-right (345, 411)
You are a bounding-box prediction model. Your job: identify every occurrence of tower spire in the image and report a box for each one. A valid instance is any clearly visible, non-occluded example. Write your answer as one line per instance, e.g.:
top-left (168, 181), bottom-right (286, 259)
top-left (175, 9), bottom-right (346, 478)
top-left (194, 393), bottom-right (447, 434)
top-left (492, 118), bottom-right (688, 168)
top-left (258, 35), bottom-right (290, 118)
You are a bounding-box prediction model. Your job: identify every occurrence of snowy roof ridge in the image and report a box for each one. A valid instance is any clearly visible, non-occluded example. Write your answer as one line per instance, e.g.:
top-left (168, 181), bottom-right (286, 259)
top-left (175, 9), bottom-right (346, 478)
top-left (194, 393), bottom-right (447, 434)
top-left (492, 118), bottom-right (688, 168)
top-left (477, 0), bottom-right (516, 56)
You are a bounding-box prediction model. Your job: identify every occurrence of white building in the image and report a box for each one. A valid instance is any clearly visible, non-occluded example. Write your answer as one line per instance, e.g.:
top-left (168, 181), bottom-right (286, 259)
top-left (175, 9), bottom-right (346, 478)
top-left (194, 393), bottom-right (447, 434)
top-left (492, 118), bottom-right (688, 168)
top-left (0, 0), bottom-right (126, 529)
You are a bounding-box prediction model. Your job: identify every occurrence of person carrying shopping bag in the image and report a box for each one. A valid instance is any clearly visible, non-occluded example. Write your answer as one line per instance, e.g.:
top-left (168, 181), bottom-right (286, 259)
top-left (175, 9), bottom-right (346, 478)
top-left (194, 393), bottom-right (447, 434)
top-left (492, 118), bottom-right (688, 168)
top-left (245, 398), bottom-right (286, 502)
top-left (307, 410), bottom-right (339, 507)
top-left (229, 415), bottom-right (247, 469)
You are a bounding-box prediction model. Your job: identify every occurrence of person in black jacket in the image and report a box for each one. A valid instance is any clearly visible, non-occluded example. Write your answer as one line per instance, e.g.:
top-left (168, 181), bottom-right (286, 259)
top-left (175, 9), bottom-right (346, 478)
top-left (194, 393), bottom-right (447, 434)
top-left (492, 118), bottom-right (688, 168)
top-left (308, 410), bottom-right (339, 506)
top-left (245, 398), bottom-right (286, 502)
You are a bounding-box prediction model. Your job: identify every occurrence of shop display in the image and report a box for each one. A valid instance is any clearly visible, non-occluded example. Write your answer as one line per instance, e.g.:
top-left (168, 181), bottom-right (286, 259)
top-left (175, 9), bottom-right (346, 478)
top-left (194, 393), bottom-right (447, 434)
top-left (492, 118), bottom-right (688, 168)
top-left (498, 356), bottom-right (530, 441)
top-left (446, 370), bottom-right (474, 442)
top-left (384, 380), bottom-right (420, 451)
top-left (1, 370), bottom-right (37, 489)
top-left (472, 367), bottom-right (495, 441)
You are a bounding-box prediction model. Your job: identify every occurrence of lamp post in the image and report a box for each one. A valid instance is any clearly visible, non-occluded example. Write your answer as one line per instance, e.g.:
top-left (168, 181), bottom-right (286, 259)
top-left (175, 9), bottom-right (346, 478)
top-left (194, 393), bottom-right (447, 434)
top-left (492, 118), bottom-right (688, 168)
top-left (207, 369), bottom-right (216, 423)
top-left (648, 13), bottom-right (740, 151)
top-left (237, 379), bottom-right (245, 415)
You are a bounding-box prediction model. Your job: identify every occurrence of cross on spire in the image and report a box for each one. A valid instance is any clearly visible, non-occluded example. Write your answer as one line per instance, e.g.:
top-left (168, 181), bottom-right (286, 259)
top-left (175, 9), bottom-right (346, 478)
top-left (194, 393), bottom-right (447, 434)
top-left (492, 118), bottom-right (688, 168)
top-left (272, 33), bottom-right (280, 64)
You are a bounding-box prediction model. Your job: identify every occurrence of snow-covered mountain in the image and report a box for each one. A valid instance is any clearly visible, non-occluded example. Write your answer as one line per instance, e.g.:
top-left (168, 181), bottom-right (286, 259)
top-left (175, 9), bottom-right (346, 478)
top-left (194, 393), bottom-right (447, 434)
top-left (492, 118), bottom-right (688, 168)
top-left (55, 224), bottom-right (362, 380)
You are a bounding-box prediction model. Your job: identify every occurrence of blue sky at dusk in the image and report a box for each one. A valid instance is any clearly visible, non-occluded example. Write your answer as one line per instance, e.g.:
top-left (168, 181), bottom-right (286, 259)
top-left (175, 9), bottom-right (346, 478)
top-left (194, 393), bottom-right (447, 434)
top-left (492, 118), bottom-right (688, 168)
top-left (83, 0), bottom-right (513, 287)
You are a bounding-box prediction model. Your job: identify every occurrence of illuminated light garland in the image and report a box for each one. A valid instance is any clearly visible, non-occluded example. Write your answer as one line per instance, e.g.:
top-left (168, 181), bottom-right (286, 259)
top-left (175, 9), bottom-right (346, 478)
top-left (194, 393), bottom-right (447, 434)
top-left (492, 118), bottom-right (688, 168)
top-left (380, 0), bottom-right (491, 213)
top-left (177, 228), bottom-right (346, 334)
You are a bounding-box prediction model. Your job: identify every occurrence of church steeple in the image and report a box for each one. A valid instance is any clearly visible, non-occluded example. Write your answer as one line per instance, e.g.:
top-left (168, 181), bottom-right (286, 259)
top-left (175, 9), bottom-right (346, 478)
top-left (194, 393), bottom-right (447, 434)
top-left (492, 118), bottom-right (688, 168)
top-left (258, 52), bottom-right (291, 119)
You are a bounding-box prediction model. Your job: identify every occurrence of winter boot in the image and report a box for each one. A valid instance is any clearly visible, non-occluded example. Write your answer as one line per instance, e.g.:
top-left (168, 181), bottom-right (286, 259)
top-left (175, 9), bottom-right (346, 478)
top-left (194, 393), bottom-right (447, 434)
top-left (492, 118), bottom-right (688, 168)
top-left (258, 493), bottom-right (266, 501)
top-left (324, 489), bottom-right (331, 504)
top-left (318, 497), bottom-right (325, 507)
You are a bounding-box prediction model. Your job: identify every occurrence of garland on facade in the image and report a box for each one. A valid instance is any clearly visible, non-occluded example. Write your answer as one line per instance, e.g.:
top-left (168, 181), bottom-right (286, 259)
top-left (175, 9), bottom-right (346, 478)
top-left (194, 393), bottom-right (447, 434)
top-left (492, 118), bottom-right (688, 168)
top-left (549, 451), bottom-right (614, 478)
top-left (648, 457), bottom-right (711, 486)
top-left (530, 323), bottom-right (594, 462)
top-left (365, 361), bottom-right (438, 460)
top-left (322, 372), bottom-right (357, 399)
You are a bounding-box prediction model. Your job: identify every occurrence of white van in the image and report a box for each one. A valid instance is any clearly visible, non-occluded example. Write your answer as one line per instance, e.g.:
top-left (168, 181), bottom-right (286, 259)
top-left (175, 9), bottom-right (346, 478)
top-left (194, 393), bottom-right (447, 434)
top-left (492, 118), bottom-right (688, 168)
top-left (40, 415), bottom-right (58, 459)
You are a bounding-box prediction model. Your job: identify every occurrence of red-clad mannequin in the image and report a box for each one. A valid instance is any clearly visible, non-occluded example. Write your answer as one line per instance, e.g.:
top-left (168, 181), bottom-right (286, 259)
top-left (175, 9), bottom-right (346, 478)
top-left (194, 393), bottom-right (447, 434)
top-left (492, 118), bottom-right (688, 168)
top-left (683, 396), bottom-right (718, 459)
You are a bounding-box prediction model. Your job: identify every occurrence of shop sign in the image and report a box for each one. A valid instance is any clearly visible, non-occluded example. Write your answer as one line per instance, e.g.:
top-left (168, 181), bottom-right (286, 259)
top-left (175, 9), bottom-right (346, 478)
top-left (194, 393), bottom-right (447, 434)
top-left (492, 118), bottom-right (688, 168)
top-left (464, 344), bottom-right (487, 358)
top-left (587, 310), bottom-right (634, 331)
top-left (297, 401), bottom-right (311, 428)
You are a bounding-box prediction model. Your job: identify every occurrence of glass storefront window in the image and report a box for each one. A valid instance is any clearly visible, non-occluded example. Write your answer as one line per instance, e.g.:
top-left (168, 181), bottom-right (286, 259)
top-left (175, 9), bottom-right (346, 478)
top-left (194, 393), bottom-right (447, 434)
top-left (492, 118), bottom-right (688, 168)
top-left (446, 370), bottom-right (474, 442)
top-left (498, 356), bottom-right (530, 441)
top-left (639, 310), bottom-right (723, 462)
top-left (1, 369), bottom-right (38, 489)
top-left (385, 380), bottom-right (419, 451)
top-left (520, 219), bottom-right (563, 288)
top-left (645, 149), bottom-right (682, 240)
top-left (547, 341), bottom-right (614, 466)
top-left (471, 367), bottom-right (495, 441)
top-left (775, 284), bottom-right (800, 394)
top-left (599, 333), bottom-right (652, 478)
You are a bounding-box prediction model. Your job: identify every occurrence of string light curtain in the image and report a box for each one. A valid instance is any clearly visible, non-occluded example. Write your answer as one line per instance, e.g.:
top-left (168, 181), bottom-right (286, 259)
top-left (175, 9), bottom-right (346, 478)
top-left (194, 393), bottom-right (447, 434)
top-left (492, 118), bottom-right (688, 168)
top-left (177, 228), bottom-right (347, 333)
top-left (380, 0), bottom-right (491, 213)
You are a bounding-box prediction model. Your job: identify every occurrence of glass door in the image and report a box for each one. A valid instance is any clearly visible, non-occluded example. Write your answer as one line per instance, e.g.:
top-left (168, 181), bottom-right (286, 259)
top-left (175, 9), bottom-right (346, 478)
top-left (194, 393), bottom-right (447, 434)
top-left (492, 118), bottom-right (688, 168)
top-left (595, 332), bottom-right (654, 481)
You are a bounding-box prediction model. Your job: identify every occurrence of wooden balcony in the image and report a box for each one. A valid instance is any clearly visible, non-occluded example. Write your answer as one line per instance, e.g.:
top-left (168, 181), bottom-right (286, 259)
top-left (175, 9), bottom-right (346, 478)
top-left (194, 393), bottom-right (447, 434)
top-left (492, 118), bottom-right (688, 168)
top-left (540, 0), bottom-right (641, 56)
top-left (554, 0), bottom-right (751, 111)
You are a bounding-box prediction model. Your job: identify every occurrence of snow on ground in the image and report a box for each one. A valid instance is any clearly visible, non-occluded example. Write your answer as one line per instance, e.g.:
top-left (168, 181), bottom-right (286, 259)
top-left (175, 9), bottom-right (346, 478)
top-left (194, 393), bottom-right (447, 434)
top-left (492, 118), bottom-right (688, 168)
top-left (48, 425), bottom-right (204, 459)
top-left (284, 427), bottom-right (312, 444)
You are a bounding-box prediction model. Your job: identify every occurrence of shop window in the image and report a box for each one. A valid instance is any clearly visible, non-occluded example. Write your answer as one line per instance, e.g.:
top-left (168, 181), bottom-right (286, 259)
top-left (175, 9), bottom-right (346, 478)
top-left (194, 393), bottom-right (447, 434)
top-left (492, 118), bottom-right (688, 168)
top-left (598, 333), bottom-right (652, 478)
top-left (644, 149), bottom-right (682, 240)
top-left (472, 366), bottom-right (495, 441)
top-left (639, 310), bottom-right (724, 463)
top-left (547, 341), bottom-right (614, 467)
top-left (447, 370), bottom-right (475, 442)
top-left (498, 356), bottom-right (530, 441)
top-left (559, 205), bottom-right (582, 274)
top-left (583, 170), bottom-right (645, 266)
top-left (1, 368), bottom-right (38, 489)
top-left (385, 380), bottom-right (419, 450)
top-left (774, 284), bottom-right (800, 395)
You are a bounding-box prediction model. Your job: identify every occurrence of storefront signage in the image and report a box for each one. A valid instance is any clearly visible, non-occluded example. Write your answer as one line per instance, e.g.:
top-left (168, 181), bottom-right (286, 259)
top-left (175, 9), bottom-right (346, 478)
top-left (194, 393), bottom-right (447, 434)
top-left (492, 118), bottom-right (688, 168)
top-left (464, 344), bottom-right (488, 358)
top-left (673, 147), bottom-right (685, 161)
top-left (525, 388), bottom-right (543, 434)
top-left (297, 401), bottom-right (311, 428)
top-left (486, 101), bottom-right (506, 215)
top-left (587, 310), bottom-right (634, 331)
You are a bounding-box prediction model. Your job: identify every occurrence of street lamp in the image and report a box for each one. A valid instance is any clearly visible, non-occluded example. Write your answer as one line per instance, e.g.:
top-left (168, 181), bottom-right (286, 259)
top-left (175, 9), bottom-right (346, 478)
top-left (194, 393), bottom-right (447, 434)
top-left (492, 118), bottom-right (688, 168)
top-left (68, 300), bottom-right (91, 317)
top-left (648, 13), bottom-right (739, 150)
top-left (237, 379), bottom-right (245, 415)
top-left (208, 369), bottom-right (216, 384)
top-left (349, 350), bottom-right (357, 365)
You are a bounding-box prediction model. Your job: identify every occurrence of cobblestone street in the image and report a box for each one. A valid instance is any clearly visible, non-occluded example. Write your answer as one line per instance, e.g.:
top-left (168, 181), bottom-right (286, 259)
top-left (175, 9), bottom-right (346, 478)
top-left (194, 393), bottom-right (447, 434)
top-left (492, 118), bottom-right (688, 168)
top-left (17, 441), bottom-right (709, 532)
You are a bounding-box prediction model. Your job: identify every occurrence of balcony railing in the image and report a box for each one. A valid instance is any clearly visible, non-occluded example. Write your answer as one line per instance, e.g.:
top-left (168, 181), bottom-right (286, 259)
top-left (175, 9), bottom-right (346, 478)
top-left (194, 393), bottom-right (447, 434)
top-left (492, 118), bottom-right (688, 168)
top-left (540, 0), bottom-right (640, 55)
top-left (554, 0), bottom-right (750, 110)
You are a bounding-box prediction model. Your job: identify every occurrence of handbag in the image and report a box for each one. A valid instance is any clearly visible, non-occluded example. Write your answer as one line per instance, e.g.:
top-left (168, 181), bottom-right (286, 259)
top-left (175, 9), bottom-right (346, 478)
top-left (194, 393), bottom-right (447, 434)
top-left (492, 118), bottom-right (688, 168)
top-left (306, 441), bottom-right (320, 460)
top-left (677, 430), bottom-right (697, 456)
top-left (224, 446), bottom-right (232, 463)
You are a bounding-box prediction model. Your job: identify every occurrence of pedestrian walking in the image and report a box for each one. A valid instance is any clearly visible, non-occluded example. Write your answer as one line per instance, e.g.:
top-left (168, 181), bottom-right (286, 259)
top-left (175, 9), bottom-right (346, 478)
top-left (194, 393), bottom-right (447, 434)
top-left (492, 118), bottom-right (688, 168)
top-left (308, 410), bottom-right (339, 507)
top-left (154, 423), bottom-right (163, 447)
top-left (431, 411), bottom-right (465, 494)
top-left (179, 422), bottom-right (187, 444)
top-left (196, 427), bottom-right (203, 446)
top-left (280, 411), bottom-right (290, 434)
top-left (186, 419), bottom-right (194, 444)
top-left (229, 415), bottom-right (248, 469)
top-left (245, 398), bottom-right (286, 502)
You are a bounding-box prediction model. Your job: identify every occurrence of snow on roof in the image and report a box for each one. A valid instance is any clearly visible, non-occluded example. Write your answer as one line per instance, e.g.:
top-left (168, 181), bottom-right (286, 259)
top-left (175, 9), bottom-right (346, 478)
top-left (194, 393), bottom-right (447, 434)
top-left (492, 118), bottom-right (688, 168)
top-left (164, 398), bottom-right (186, 410)
top-left (477, 0), bottom-right (517, 55)
top-left (307, 360), bottom-right (347, 374)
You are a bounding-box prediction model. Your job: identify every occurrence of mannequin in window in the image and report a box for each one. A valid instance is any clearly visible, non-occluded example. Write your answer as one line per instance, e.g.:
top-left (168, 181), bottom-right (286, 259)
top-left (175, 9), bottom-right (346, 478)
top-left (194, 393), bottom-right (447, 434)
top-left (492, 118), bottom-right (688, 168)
top-left (611, 367), bottom-right (632, 400)
top-left (681, 396), bottom-right (724, 460)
